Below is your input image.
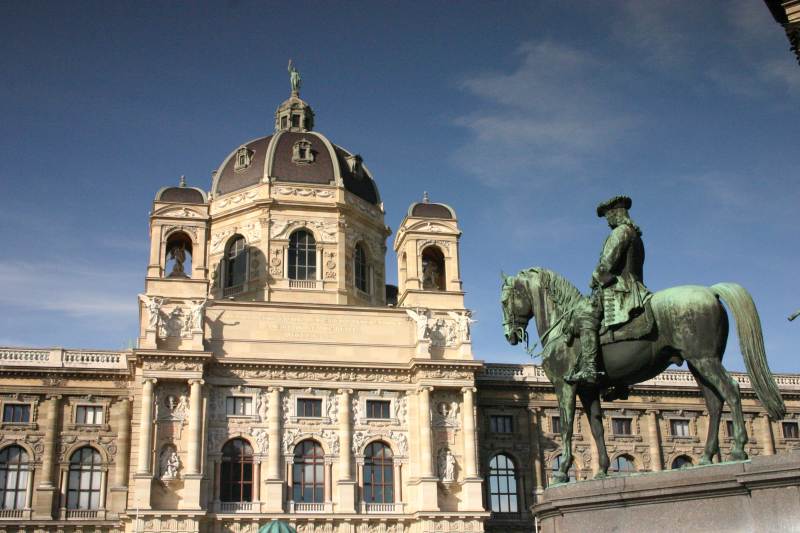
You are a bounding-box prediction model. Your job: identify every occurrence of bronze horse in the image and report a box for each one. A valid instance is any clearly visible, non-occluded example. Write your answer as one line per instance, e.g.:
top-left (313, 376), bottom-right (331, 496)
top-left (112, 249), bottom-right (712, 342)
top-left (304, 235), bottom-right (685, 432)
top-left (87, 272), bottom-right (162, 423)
top-left (500, 268), bottom-right (785, 482)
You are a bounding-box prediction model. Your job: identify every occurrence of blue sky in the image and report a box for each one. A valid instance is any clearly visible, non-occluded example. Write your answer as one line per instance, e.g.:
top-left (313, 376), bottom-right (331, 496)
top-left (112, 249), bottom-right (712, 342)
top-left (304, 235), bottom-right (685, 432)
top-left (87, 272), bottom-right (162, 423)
top-left (1, 1), bottom-right (799, 372)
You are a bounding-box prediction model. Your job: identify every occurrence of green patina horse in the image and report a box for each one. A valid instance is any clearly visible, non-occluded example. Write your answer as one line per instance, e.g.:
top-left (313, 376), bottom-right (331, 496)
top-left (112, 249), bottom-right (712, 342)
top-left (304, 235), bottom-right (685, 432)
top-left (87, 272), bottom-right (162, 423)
top-left (500, 268), bottom-right (785, 483)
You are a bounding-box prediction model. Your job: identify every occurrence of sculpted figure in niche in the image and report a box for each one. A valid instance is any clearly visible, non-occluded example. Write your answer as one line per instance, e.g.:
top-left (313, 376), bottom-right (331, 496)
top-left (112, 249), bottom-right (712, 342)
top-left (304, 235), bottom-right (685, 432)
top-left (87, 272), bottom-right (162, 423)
top-left (421, 257), bottom-right (441, 290)
top-left (438, 448), bottom-right (456, 482)
top-left (160, 447), bottom-right (180, 479)
top-left (168, 242), bottom-right (187, 277)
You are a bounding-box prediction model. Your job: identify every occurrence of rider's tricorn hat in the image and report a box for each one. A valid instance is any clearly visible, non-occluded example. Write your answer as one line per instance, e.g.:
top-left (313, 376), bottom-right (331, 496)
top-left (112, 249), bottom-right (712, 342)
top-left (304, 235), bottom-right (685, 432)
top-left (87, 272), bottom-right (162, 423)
top-left (596, 195), bottom-right (632, 217)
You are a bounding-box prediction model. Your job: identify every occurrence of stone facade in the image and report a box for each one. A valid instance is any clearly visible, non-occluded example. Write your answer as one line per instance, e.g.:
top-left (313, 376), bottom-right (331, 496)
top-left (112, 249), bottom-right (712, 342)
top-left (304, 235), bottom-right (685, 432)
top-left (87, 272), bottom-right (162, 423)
top-left (0, 80), bottom-right (798, 533)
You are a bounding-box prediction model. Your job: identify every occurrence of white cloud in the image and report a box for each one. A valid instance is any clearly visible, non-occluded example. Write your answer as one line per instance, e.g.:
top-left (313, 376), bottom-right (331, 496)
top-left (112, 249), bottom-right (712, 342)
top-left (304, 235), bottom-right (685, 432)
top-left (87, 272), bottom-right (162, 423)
top-left (0, 260), bottom-right (137, 318)
top-left (452, 41), bottom-right (638, 188)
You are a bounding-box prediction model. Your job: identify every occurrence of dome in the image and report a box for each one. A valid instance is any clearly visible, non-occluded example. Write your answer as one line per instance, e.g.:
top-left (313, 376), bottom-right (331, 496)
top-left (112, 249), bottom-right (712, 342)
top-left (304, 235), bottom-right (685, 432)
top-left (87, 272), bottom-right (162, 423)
top-left (155, 177), bottom-right (207, 204)
top-left (212, 131), bottom-right (381, 205)
top-left (258, 521), bottom-right (296, 533)
top-left (407, 194), bottom-right (456, 219)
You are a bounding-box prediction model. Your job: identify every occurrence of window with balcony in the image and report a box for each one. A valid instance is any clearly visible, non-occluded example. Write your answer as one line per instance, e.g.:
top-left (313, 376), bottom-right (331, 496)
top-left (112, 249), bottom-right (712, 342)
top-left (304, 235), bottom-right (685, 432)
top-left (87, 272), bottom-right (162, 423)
top-left (67, 447), bottom-right (102, 510)
top-left (612, 418), bottom-right (632, 435)
top-left (220, 439), bottom-right (253, 503)
top-left (366, 400), bottom-right (391, 419)
top-left (363, 441), bottom-right (394, 504)
top-left (488, 454), bottom-right (519, 512)
top-left (226, 397), bottom-right (252, 416)
top-left (288, 230), bottom-right (316, 281)
top-left (2, 404), bottom-right (30, 424)
top-left (0, 446), bottom-right (29, 510)
top-left (292, 440), bottom-right (324, 503)
top-left (490, 415), bottom-right (513, 434)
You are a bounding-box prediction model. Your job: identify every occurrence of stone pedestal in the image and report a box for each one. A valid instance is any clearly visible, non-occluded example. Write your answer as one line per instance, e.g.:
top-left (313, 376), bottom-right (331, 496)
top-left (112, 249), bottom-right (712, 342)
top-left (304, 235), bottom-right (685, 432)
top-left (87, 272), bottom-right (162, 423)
top-left (460, 478), bottom-right (484, 510)
top-left (133, 475), bottom-right (153, 510)
top-left (180, 474), bottom-right (203, 510)
top-left (337, 480), bottom-right (357, 513)
top-left (534, 452), bottom-right (800, 533)
top-left (263, 480), bottom-right (284, 512)
top-left (414, 477), bottom-right (440, 511)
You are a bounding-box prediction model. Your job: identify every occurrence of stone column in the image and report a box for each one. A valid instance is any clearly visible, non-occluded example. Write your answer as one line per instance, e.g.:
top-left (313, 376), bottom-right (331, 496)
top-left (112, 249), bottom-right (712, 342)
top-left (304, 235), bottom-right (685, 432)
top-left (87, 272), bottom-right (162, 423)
top-left (264, 387), bottom-right (284, 512)
top-left (109, 398), bottom-right (132, 512)
top-left (529, 407), bottom-right (545, 494)
top-left (267, 387), bottom-right (282, 479)
top-left (761, 414), bottom-right (775, 456)
top-left (647, 411), bottom-right (663, 471)
top-left (461, 387), bottom-right (477, 478)
top-left (33, 395), bottom-right (60, 518)
top-left (136, 379), bottom-right (156, 475)
top-left (337, 389), bottom-right (356, 512)
top-left (418, 387), bottom-right (434, 478)
top-left (186, 379), bottom-right (204, 475)
top-left (180, 378), bottom-right (204, 510)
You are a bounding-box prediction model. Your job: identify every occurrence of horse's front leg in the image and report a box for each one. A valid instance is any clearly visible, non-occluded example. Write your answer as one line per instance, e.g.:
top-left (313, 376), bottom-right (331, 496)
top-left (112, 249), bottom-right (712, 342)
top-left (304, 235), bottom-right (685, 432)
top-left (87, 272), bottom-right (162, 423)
top-left (579, 389), bottom-right (609, 478)
top-left (553, 380), bottom-right (578, 484)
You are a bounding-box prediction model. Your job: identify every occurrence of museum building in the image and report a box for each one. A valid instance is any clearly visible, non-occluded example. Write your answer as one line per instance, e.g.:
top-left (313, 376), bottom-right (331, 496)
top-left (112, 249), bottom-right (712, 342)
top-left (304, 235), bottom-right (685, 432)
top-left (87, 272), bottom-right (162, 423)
top-left (0, 81), bottom-right (798, 533)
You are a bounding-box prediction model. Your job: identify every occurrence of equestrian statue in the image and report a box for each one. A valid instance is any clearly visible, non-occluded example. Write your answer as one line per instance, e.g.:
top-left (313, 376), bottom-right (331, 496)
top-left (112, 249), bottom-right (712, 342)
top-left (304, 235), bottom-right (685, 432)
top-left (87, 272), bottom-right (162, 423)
top-left (500, 195), bottom-right (785, 483)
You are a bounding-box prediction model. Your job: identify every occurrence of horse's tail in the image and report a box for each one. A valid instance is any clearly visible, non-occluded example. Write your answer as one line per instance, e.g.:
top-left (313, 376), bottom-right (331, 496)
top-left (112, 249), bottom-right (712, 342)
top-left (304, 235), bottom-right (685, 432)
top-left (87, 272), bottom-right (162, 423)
top-left (711, 283), bottom-right (786, 420)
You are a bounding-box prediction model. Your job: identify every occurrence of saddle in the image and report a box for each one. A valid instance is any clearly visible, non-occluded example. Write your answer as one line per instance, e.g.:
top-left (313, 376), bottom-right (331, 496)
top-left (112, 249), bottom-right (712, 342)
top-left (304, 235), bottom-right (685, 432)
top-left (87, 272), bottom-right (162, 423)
top-left (599, 299), bottom-right (655, 345)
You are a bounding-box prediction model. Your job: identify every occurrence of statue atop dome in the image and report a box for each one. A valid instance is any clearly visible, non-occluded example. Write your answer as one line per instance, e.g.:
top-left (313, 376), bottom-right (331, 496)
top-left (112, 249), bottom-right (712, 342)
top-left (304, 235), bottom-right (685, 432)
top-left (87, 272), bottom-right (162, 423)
top-left (288, 59), bottom-right (302, 95)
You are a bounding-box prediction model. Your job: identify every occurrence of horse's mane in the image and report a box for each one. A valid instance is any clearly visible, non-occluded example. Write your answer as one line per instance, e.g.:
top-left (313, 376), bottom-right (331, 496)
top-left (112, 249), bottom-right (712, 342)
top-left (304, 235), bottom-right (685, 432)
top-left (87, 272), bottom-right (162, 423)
top-left (523, 267), bottom-right (583, 312)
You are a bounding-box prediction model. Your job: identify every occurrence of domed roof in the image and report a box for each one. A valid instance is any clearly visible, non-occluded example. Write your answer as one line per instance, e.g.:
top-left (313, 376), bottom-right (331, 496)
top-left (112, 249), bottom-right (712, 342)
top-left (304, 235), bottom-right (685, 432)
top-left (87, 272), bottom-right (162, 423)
top-left (155, 177), bottom-right (207, 204)
top-left (212, 131), bottom-right (380, 205)
top-left (211, 73), bottom-right (381, 205)
top-left (258, 521), bottom-right (296, 533)
top-left (407, 193), bottom-right (456, 219)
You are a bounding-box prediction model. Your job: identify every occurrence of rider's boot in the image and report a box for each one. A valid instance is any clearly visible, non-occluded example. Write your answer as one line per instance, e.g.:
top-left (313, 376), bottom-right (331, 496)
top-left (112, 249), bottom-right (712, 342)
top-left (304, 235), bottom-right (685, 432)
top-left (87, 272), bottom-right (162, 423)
top-left (565, 329), bottom-right (599, 385)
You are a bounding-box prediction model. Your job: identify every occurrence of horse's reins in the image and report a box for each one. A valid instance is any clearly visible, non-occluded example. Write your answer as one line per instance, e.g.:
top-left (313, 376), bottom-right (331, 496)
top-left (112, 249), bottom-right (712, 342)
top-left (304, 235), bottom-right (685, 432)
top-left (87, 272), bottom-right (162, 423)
top-left (507, 277), bottom-right (569, 358)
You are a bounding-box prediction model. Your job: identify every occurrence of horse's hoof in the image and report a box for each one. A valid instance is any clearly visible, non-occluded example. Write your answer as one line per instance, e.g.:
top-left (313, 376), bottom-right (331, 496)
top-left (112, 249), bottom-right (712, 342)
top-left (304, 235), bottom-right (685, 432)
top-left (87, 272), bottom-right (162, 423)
top-left (699, 457), bottom-right (712, 466)
top-left (551, 473), bottom-right (568, 484)
top-left (730, 450), bottom-right (748, 461)
top-left (594, 472), bottom-right (608, 480)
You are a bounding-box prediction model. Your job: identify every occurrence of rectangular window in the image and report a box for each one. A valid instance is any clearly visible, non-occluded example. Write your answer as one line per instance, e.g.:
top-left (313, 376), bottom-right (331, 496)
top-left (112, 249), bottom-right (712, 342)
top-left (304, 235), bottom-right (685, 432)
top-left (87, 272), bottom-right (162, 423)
top-left (726, 420), bottom-right (734, 438)
top-left (297, 398), bottom-right (322, 418)
top-left (2, 404), bottom-right (30, 423)
top-left (75, 405), bottom-right (104, 425)
top-left (670, 419), bottom-right (690, 437)
top-left (281, 116), bottom-right (288, 129)
top-left (612, 418), bottom-right (632, 435)
top-left (490, 415), bottom-right (514, 434)
top-left (783, 421), bottom-right (799, 439)
top-left (226, 397), bottom-right (253, 416)
top-left (366, 400), bottom-right (391, 419)
top-left (551, 416), bottom-right (561, 434)
top-left (291, 114), bottom-right (300, 127)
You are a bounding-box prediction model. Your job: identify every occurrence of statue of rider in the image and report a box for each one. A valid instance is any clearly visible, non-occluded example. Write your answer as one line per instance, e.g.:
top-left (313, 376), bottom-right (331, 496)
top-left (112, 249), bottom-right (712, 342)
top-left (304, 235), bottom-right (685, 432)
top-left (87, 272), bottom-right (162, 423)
top-left (564, 196), bottom-right (648, 386)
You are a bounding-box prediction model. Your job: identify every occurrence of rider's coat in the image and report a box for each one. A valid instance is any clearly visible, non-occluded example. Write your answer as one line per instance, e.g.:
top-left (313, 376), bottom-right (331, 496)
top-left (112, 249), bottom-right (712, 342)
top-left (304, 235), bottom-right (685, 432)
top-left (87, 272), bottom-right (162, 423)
top-left (593, 222), bottom-right (648, 328)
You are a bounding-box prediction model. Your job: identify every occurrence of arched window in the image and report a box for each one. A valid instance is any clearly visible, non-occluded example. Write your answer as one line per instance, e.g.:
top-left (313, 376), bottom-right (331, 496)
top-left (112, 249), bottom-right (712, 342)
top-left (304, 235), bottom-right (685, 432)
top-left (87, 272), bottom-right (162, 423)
top-left (363, 441), bottom-right (393, 503)
top-left (610, 454), bottom-right (636, 473)
top-left (354, 243), bottom-right (369, 294)
top-left (550, 454), bottom-right (576, 483)
top-left (0, 446), bottom-right (29, 510)
top-left (220, 439), bottom-right (253, 503)
top-left (288, 230), bottom-right (316, 281)
top-left (487, 454), bottom-right (518, 512)
top-left (292, 440), bottom-right (324, 503)
top-left (225, 235), bottom-right (247, 288)
top-left (67, 447), bottom-right (102, 510)
top-left (671, 455), bottom-right (693, 469)
top-left (165, 232), bottom-right (192, 278)
top-left (421, 246), bottom-right (445, 291)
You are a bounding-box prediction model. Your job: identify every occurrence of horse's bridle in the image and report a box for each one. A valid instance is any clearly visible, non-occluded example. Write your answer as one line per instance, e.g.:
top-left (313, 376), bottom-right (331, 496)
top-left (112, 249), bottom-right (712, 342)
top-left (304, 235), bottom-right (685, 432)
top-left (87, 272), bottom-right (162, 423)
top-left (504, 276), bottom-right (569, 358)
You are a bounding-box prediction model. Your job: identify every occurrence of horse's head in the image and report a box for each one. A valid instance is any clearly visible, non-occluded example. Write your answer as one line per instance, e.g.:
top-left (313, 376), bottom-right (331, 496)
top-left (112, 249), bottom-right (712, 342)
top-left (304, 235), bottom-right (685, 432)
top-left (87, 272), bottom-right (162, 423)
top-left (500, 272), bottom-right (534, 346)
